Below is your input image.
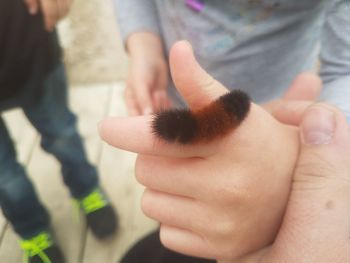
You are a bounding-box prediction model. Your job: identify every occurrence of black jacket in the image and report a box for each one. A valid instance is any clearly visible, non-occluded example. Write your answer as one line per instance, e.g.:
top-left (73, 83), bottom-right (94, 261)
top-left (0, 0), bottom-right (61, 108)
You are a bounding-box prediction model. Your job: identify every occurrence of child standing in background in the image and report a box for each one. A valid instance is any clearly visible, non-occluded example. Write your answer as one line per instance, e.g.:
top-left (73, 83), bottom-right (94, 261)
top-left (0, 1), bottom-right (117, 262)
top-left (114, 0), bottom-right (350, 117)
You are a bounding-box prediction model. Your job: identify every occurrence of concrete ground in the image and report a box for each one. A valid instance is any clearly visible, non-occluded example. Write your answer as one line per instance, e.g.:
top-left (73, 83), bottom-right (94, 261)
top-left (58, 0), bottom-right (129, 85)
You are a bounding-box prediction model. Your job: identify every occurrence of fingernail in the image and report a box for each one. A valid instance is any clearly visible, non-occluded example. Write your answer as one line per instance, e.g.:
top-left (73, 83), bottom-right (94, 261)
top-left (301, 107), bottom-right (335, 145)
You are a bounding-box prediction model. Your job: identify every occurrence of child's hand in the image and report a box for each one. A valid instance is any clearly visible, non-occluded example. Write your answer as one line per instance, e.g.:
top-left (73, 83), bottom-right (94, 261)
top-left (126, 32), bottom-right (171, 115)
top-left (24, 0), bottom-right (73, 31)
top-left (99, 41), bottom-right (299, 261)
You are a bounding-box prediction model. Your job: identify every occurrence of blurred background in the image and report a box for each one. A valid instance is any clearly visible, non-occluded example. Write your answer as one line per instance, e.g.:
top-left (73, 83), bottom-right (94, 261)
top-left (0, 1), bottom-right (157, 262)
top-left (58, 0), bottom-right (128, 85)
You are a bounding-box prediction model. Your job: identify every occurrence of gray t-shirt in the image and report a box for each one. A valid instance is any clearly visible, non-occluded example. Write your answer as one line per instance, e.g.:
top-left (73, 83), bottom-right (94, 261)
top-left (114, 0), bottom-right (350, 119)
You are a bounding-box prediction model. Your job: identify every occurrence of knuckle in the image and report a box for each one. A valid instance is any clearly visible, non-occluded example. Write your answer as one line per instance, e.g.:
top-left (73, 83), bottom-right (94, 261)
top-left (159, 226), bottom-right (172, 249)
top-left (298, 151), bottom-right (336, 177)
top-left (140, 189), bottom-right (154, 216)
top-left (308, 103), bottom-right (343, 118)
top-left (212, 179), bottom-right (245, 205)
top-left (293, 151), bottom-right (346, 190)
top-left (211, 219), bottom-right (236, 238)
top-left (204, 211), bottom-right (236, 239)
top-left (135, 155), bottom-right (149, 185)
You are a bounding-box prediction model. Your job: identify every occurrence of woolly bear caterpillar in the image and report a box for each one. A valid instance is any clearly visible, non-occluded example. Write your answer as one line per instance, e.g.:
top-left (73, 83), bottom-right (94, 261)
top-left (152, 90), bottom-right (251, 144)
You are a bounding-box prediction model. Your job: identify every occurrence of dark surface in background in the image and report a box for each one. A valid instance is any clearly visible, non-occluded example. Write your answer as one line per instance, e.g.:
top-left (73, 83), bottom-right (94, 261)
top-left (0, 0), bottom-right (60, 108)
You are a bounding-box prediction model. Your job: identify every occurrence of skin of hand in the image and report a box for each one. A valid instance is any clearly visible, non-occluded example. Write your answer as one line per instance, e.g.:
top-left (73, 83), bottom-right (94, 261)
top-left (229, 102), bottom-right (350, 263)
top-left (24, 0), bottom-right (73, 31)
top-left (99, 41), bottom-right (302, 260)
top-left (126, 32), bottom-right (171, 116)
top-left (263, 72), bottom-right (322, 126)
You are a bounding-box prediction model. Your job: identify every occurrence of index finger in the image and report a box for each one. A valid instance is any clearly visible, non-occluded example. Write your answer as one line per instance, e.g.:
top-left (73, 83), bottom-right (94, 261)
top-left (264, 100), bottom-right (313, 126)
top-left (98, 115), bottom-right (216, 158)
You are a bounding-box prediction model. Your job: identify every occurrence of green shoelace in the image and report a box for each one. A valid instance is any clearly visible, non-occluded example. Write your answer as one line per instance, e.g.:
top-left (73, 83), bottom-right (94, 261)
top-left (20, 232), bottom-right (53, 263)
top-left (77, 188), bottom-right (108, 214)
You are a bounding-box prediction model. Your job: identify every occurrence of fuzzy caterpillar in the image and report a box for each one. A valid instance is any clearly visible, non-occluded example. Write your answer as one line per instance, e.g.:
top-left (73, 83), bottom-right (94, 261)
top-left (152, 90), bottom-right (251, 144)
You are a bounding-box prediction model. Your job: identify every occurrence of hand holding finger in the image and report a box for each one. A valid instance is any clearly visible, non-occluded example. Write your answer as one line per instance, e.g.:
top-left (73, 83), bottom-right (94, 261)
top-left (244, 103), bottom-right (350, 263)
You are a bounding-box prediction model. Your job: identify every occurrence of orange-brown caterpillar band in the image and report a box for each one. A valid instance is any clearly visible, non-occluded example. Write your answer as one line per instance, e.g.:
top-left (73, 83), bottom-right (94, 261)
top-left (152, 90), bottom-right (251, 144)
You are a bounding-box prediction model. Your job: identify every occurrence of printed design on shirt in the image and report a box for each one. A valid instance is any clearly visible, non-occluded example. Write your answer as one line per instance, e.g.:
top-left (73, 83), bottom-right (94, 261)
top-left (204, 35), bottom-right (235, 54)
top-left (182, 0), bottom-right (282, 56)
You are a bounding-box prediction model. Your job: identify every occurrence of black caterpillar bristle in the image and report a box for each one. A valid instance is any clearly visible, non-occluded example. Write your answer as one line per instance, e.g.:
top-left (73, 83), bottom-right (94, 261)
top-left (152, 90), bottom-right (251, 144)
top-left (218, 90), bottom-right (251, 122)
top-left (152, 109), bottom-right (197, 144)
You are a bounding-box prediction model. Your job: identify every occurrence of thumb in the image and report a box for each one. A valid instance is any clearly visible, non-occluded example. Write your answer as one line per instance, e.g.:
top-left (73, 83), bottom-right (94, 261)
top-left (169, 41), bottom-right (227, 109)
top-left (268, 104), bottom-right (350, 262)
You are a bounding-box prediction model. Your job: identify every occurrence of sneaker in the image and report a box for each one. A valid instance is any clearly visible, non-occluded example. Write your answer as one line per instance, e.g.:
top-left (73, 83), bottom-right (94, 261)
top-left (76, 187), bottom-right (118, 239)
top-left (20, 231), bottom-right (65, 263)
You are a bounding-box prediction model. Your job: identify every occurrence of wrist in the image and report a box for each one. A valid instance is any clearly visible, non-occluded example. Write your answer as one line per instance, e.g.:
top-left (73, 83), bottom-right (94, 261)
top-left (127, 32), bottom-right (165, 60)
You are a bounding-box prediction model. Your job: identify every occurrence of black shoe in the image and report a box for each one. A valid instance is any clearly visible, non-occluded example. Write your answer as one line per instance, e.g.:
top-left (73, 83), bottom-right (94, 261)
top-left (20, 231), bottom-right (65, 263)
top-left (76, 187), bottom-right (118, 239)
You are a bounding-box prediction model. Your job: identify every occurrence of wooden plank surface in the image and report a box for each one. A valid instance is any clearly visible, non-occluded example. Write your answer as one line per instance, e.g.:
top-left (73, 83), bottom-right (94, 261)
top-left (83, 83), bottom-right (157, 263)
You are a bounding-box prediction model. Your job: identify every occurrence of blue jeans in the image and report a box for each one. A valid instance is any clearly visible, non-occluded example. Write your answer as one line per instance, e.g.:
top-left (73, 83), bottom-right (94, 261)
top-left (0, 63), bottom-right (98, 239)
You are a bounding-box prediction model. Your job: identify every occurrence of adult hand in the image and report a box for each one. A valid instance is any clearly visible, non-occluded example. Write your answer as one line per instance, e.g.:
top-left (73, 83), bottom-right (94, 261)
top-left (24, 0), bottom-right (73, 31)
top-left (99, 41), bottom-right (299, 260)
top-left (233, 102), bottom-right (350, 263)
top-left (125, 32), bottom-right (171, 115)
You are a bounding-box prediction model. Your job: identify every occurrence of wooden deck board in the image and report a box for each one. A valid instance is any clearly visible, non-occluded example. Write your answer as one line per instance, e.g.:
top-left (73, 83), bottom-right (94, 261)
top-left (83, 84), bottom-right (157, 263)
top-left (68, 85), bottom-right (114, 164)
